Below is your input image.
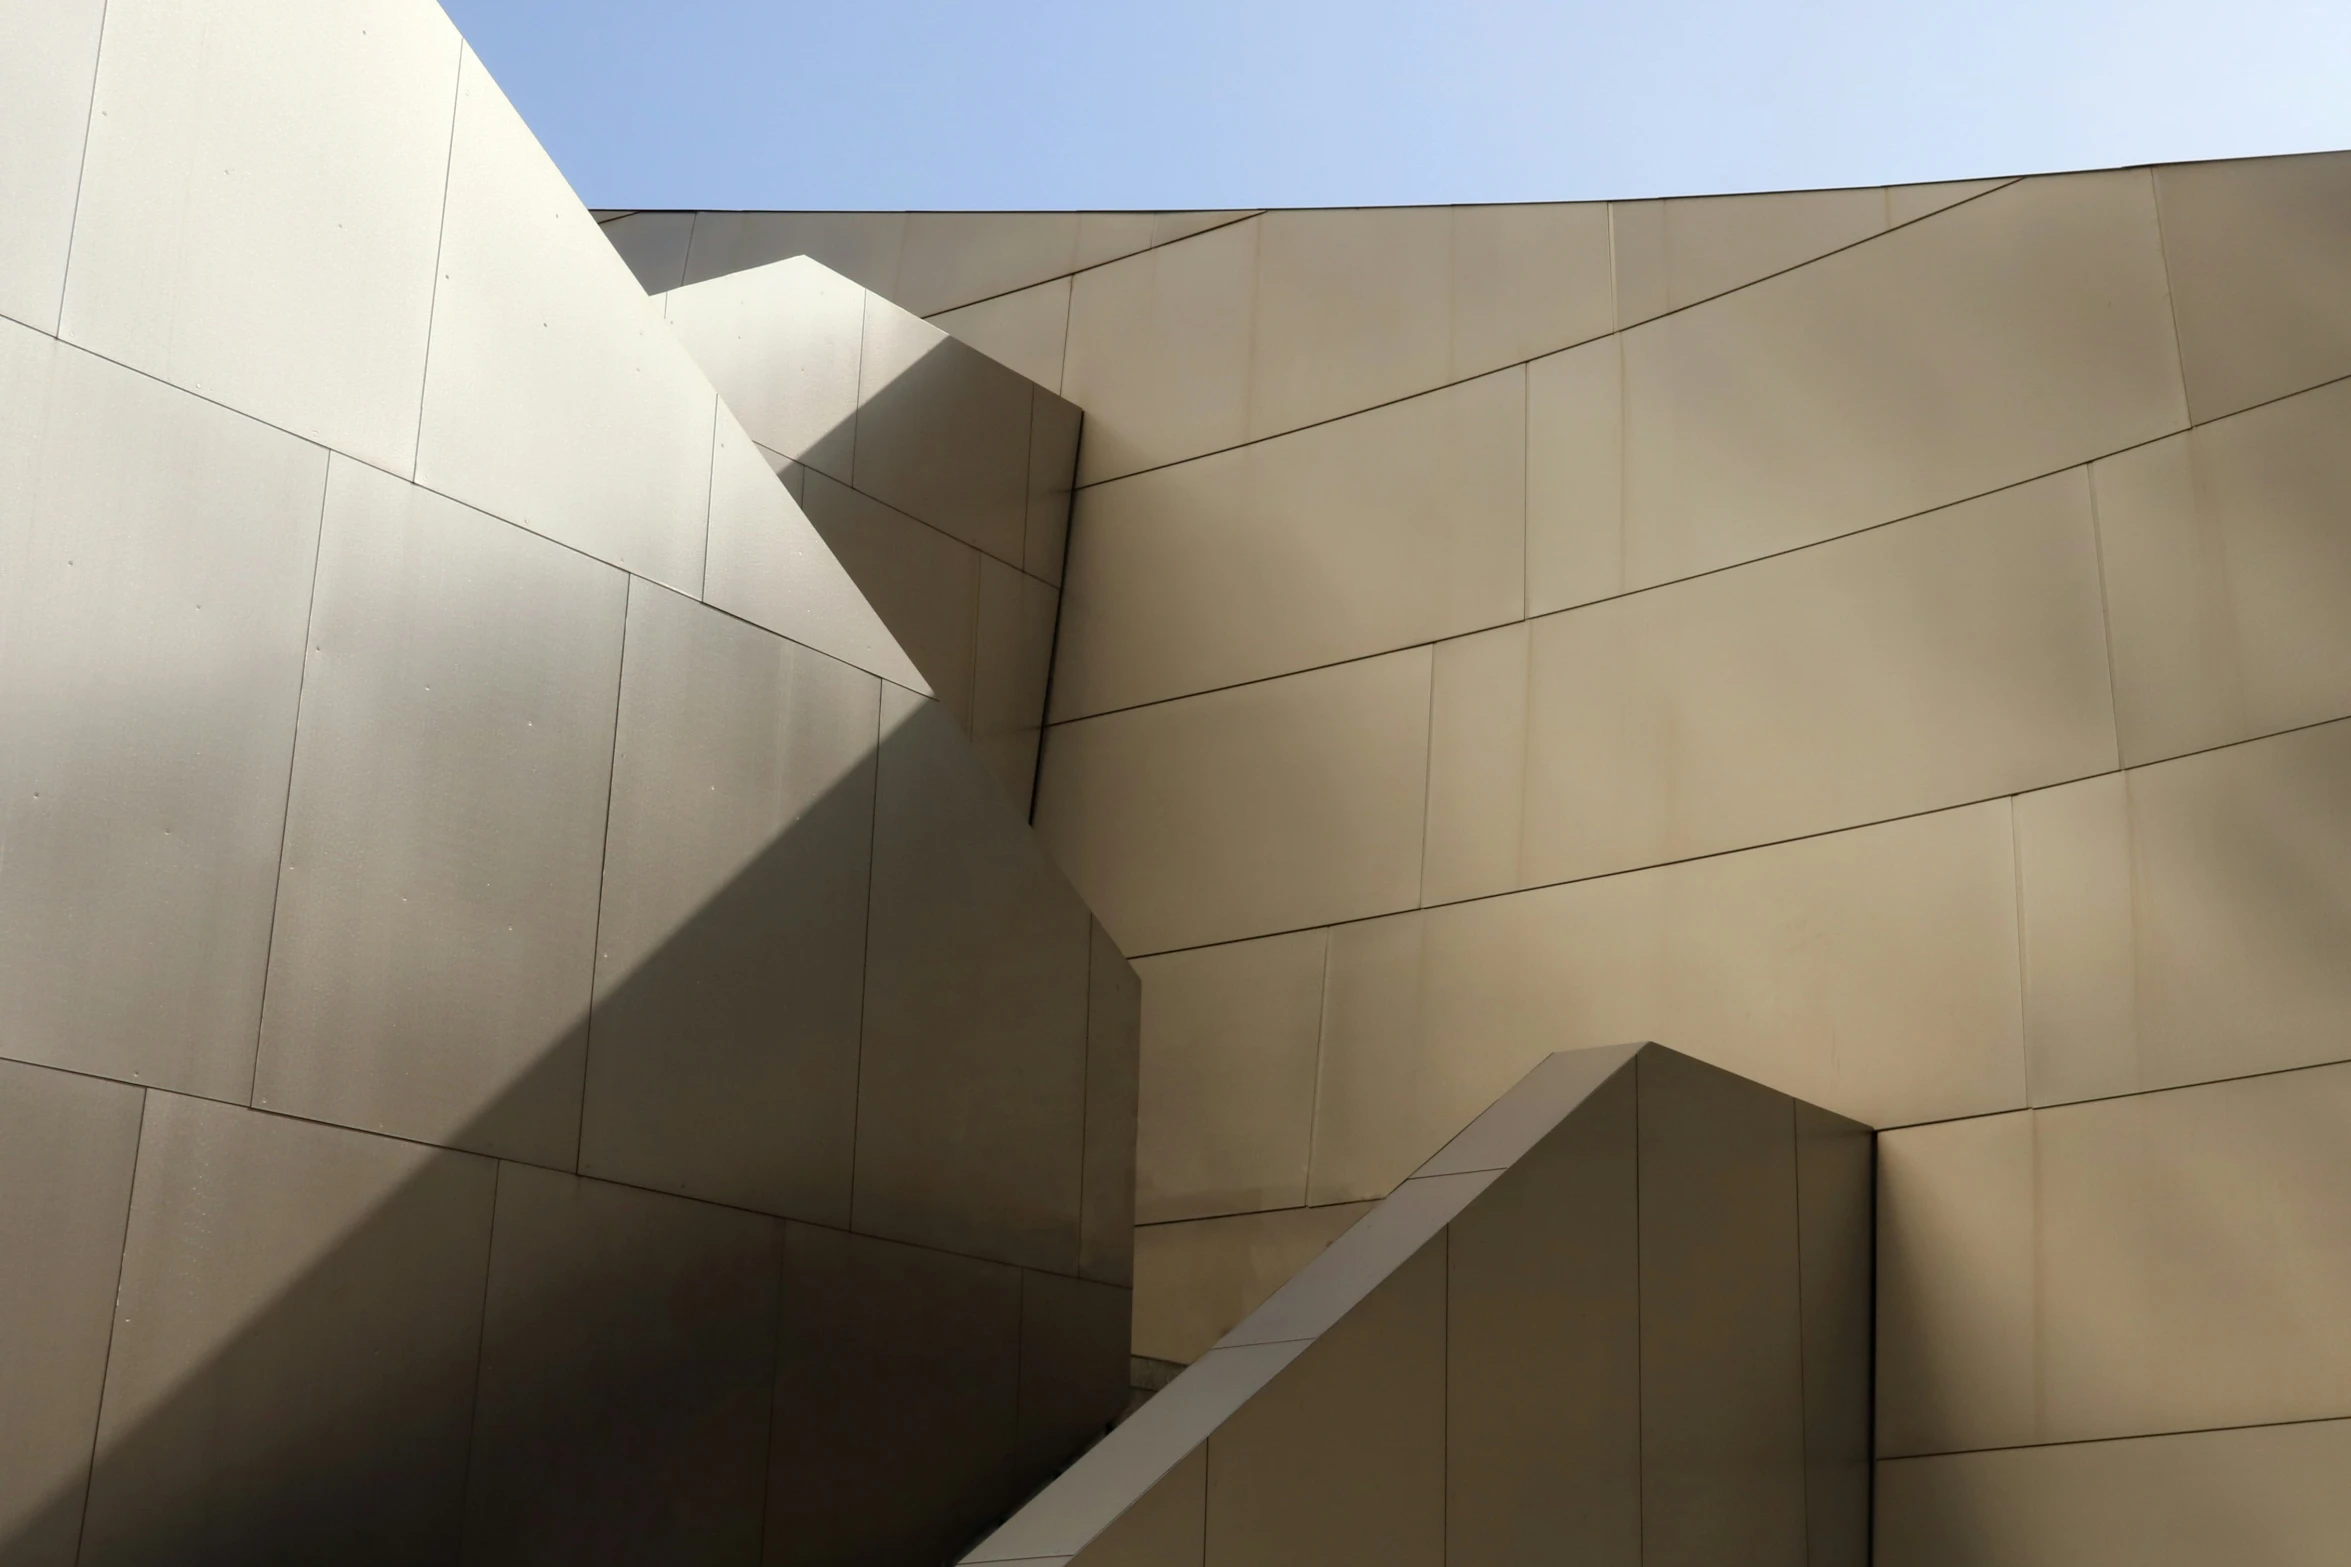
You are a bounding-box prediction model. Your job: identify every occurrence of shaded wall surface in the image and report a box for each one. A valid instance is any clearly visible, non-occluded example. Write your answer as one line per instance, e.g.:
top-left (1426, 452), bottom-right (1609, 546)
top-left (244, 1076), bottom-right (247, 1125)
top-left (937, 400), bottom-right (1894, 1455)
top-left (659, 256), bottom-right (1082, 813)
top-left (959, 1045), bottom-right (1873, 1567)
top-left (668, 157), bottom-right (2351, 1561)
top-left (0, 4), bottom-right (1136, 1564)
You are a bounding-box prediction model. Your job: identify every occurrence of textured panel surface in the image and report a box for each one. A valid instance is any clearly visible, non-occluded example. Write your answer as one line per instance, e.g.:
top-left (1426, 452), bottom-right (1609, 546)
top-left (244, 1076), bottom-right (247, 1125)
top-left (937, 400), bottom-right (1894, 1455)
top-left (81, 1095), bottom-right (495, 1567)
top-left (661, 255), bottom-right (865, 482)
top-left (579, 582), bottom-right (878, 1223)
top-left (1519, 470), bottom-right (2116, 883)
top-left (1132, 1205), bottom-right (1376, 1364)
top-left (0, 0), bottom-right (107, 331)
top-left (0, 1060), bottom-right (143, 1567)
top-left (766, 1226), bottom-right (1023, 1567)
top-left (1134, 930), bottom-right (1327, 1223)
top-left (1203, 1240), bottom-right (1447, 1567)
top-left (2156, 151), bottom-right (2351, 422)
top-left (1081, 921), bottom-right (1144, 1285)
top-left (1053, 368), bottom-right (1524, 717)
top-left (1064, 219), bottom-right (1259, 484)
top-left (0, 325), bottom-right (323, 1098)
top-left (254, 459), bottom-right (625, 1166)
top-left (857, 689), bottom-right (1091, 1271)
top-left (1445, 1070), bottom-right (1641, 1567)
top-left (463, 1164), bottom-right (781, 1566)
top-left (61, 0), bottom-right (458, 472)
top-left (1620, 171), bottom-right (2184, 589)
top-left (1877, 1419), bottom-right (2351, 1567)
top-left (416, 48), bottom-right (711, 590)
top-left (1037, 648), bottom-right (1433, 955)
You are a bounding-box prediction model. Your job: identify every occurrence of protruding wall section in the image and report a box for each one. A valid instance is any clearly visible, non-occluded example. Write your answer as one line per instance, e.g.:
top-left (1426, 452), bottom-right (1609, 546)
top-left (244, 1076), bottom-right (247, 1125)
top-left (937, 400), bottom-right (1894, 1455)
top-left (0, 4), bottom-right (1137, 1563)
top-left (662, 255), bottom-right (1081, 812)
top-left (959, 1045), bottom-right (1873, 1567)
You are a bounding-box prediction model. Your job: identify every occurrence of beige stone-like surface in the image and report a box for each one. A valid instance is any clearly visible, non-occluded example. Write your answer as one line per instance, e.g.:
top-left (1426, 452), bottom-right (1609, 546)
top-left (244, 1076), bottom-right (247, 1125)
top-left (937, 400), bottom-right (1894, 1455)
top-left (1037, 648), bottom-right (1434, 955)
top-left (1132, 1205), bottom-right (1376, 1363)
top-left (1134, 931), bottom-right (1329, 1224)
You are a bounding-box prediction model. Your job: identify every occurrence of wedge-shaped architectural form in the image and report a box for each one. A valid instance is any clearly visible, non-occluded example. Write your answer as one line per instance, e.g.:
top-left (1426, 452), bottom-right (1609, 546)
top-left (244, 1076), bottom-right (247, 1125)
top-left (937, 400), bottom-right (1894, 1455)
top-left (661, 256), bottom-right (1081, 811)
top-left (0, 3), bottom-right (1133, 1563)
top-left (962, 1044), bottom-right (1872, 1567)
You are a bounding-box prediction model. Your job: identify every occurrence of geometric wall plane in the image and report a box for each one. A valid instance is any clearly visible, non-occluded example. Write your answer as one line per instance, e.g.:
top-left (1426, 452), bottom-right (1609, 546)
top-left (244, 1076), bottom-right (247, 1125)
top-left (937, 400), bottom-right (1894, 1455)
top-left (960, 1045), bottom-right (1873, 1567)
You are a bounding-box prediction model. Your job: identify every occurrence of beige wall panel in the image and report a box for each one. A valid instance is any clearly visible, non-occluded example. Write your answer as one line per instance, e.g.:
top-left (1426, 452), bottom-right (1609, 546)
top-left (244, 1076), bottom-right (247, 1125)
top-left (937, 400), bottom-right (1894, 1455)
top-left (1077, 211), bottom-right (1160, 270)
top-left (681, 210), bottom-right (907, 295)
top-left (1133, 930), bottom-right (1329, 1223)
top-left (61, 0), bottom-right (458, 474)
top-left (417, 50), bottom-right (712, 592)
top-left (1638, 1051), bottom-right (1807, 1567)
top-left (1522, 472), bottom-right (2116, 884)
top-left (0, 1059), bottom-right (143, 1567)
top-left (1874, 1112), bottom-right (2038, 1458)
top-left (1152, 210), bottom-right (1256, 246)
top-left (1445, 1068), bottom-right (1641, 1567)
top-left (1421, 622), bottom-right (1531, 906)
top-left (1203, 1238), bottom-right (1445, 1567)
top-left (1082, 922), bottom-right (1143, 1286)
top-left (2129, 718), bottom-right (2351, 1088)
top-left (854, 310), bottom-right (1032, 566)
top-left (1525, 336), bottom-right (1626, 615)
top-left (1876, 1418), bottom-right (2351, 1567)
top-left (597, 210), bottom-right (692, 294)
top-left (1073, 1444), bottom-right (1205, 1567)
top-left (800, 470), bottom-right (982, 726)
top-left (254, 460), bottom-right (626, 1168)
top-left (660, 255), bottom-right (865, 483)
top-left (2014, 774), bottom-right (2141, 1106)
top-left (1036, 647), bottom-right (1434, 956)
top-left (2156, 150), bottom-right (2351, 423)
top-left (463, 1163), bottom-right (781, 1563)
top-left (2098, 379), bottom-right (2351, 766)
top-left (0, 328), bottom-right (324, 1100)
top-left (1656, 800), bottom-right (2029, 1128)
top-left (1132, 1204), bottom-right (1375, 1364)
top-left (1063, 218), bottom-right (1258, 484)
top-left (2036, 1067), bottom-right (2351, 1444)
top-left (1314, 802), bottom-right (2025, 1204)
top-left (767, 1224), bottom-right (1025, 1567)
top-left (856, 688), bottom-right (1091, 1273)
top-left (701, 411), bottom-right (929, 694)
top-left (1310, 885), bottom-right (1664, 1207)
top-left (1882, 177), bottom-right (2009, 226)
top-left (895, 211), bottom-right (1081, 316)
top-left (577, 583), bottom-right (879, 1225)
top-left (81, 1094), bottom-right (496, 1566)
top-left (1053, 370), bottom-right (1524, 718)
top-left (1446, 202), bottom-right (1616, 380)
top-left (1016, 1271), bottom-right (1133, 1477)
top-left (1249, 206), bottom-right (1454, 442)
top-left (971, 557), bottom-right (1059, 810)
top-left (1026, 389), bottom-right (1083, 585)
top-left (0, 0), bottom-right (106, 332)
top-left (1613, 185), bottom-right (1887, 328)
top-left (2090, 434), bottom-right (2250, 764)
top-left (1621, 171), bottom-right (2185, 590)
top-left (934, 277), bottom-right (1074, 393)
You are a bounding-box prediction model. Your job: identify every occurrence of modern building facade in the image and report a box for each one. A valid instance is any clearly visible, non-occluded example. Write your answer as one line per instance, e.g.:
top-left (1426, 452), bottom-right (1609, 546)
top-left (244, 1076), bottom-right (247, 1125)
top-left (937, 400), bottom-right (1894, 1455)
top-left (5, 0), bottom-right (2351, 1562)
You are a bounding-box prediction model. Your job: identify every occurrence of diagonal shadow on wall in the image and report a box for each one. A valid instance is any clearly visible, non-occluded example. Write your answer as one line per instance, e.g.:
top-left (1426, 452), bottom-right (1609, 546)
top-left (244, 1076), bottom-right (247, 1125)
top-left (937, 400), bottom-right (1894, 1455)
top-left (2, 675), bottom-right (1131, 1567)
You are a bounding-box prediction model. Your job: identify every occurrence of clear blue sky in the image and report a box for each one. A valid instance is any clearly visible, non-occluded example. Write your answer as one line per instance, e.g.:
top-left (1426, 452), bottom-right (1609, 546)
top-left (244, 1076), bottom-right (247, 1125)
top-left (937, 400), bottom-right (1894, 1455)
top-left (440, 0), bottom-right (2351, 211)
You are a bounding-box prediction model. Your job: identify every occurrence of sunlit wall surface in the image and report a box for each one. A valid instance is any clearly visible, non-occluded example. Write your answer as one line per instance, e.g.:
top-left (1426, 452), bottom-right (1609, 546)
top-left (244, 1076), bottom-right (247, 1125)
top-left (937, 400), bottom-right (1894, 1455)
top-left (624, 156), bottom-right (2351, 1560)
top-left (0, 3), bottom-right (1136, 1562)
